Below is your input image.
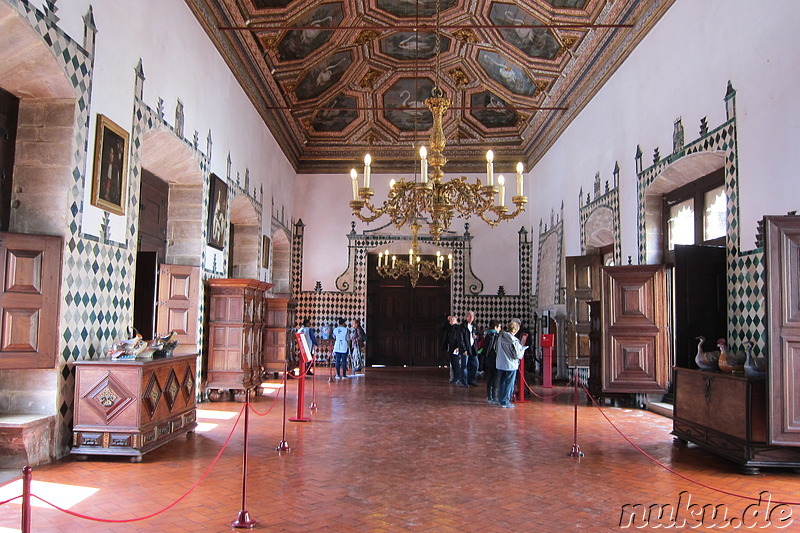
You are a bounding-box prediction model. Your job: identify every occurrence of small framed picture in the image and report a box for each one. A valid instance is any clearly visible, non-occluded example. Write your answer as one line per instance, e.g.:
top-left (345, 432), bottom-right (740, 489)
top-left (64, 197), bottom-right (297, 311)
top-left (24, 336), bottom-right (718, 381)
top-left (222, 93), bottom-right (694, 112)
top-left (207, 174), bottom-right (228, 250)
top-left (90, 114), bottom-right (129, 216)
top-left (262, 235), bottom-right (271, 268)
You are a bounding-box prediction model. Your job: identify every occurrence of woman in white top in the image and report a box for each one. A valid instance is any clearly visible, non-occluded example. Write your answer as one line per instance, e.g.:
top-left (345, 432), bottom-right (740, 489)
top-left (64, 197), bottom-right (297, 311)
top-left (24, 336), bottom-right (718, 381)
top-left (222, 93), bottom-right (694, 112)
top-left (332, 318), bottom-right (349, 379)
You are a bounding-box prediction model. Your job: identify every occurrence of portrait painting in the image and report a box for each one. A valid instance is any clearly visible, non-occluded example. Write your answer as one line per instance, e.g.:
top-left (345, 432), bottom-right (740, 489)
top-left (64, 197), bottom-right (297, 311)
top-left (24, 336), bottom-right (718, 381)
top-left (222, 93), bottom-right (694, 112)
top-left (207, 174), bottom-right (228, 250)
top-left (261, 235), bottom-right (271, 268)
top-left (90, 114), bottom-right (129, 216)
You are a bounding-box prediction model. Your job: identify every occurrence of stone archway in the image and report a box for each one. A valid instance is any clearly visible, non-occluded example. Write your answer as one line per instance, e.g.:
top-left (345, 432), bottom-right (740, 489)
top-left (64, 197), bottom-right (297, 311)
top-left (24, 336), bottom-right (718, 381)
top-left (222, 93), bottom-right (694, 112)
top-left (140, 129), bottom-right (205, 266)
top-left (0, 2), bottom-right (77, 237)
top-left (229, 194), bottom-right (259, 279)
top-left (642, 151), bottom-right (726, 264)
top-left (271, 227), bottom-right (291, 294)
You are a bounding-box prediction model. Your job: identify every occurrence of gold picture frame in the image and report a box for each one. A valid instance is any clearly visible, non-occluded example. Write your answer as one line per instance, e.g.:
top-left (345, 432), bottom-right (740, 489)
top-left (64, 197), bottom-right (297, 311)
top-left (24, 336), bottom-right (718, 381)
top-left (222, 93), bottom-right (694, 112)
top-left (90, 114), bottom-right (129, 216)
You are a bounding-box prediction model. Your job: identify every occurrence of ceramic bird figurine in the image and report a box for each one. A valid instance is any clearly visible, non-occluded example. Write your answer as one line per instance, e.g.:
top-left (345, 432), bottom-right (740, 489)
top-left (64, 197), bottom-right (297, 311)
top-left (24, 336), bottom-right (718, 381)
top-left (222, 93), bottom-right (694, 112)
top-left (742, 341), bottom-right (766, 379)
top-left (695, 335), bottom-right (720, 371)
top-left (717, 338), bottom-right (745, 374)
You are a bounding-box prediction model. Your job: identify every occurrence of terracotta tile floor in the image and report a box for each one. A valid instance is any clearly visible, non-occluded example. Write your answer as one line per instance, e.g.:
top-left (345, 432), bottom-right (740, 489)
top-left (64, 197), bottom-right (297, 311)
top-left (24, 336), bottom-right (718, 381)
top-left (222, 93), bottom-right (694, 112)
top-left (1, 368), bottom-right (799, 532)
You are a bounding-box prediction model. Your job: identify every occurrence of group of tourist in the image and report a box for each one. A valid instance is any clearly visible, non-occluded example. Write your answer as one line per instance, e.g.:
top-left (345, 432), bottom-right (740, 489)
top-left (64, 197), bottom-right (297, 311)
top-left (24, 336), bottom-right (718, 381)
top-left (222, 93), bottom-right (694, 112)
top-left (443, 311), bottom-right (529, 408)
top-left (297, 318), bottom-right (365, 379)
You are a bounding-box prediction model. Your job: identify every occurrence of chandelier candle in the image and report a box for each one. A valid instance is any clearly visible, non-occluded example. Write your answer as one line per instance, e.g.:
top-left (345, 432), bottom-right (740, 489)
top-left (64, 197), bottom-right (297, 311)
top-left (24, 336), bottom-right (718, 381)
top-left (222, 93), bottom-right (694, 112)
top-left (363, 154), bottom-right (371, 189)
top-left (350, 168), bottom-right (358, 201)
top-left (516, 162), bottom-right (524, 197)
top-left (486, 150), bottom-right (494, 187)
top-left (498, 175), bottom-right (506, 208)
top-left (420, 146), bottom-right (428, 183)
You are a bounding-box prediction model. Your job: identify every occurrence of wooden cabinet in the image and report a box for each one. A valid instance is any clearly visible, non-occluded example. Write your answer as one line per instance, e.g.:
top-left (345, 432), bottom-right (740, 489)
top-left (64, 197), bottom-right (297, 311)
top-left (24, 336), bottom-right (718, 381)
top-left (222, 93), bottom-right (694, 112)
top-left (672, 368), bottom-right (800, 473)
top-left (263, 296), bottom-right (297, 374)
top-left (206, 279), bottom-right (272, 401)
top-left (71, 354), bottom-right (197, 462)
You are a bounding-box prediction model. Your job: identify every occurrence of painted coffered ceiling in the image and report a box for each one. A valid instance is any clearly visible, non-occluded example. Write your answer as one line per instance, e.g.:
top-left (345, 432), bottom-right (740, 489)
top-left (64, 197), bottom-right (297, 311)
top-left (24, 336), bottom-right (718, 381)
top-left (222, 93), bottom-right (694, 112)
top-left (186, 0), bottom-right (674, 174)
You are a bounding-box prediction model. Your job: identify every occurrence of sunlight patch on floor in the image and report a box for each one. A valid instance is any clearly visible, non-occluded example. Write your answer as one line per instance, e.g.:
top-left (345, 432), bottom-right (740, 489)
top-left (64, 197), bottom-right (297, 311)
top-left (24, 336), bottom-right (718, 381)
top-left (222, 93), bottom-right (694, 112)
top-left (195, 409), bottom-right (238, 420)
top-left (0, 479), bottom-right (99, 509)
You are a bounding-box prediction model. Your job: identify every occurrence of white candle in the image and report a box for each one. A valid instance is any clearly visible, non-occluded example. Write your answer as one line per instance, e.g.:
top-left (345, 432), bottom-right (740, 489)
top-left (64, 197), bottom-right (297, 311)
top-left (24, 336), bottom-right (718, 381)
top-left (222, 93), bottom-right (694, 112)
top-left (409, 248), bottom-right (413, 265)
top-left (350, 168), bottom-right (358, 201)
top-left (516, 162), bottom-right (524, 197)
top-left (436, 250), bottom-right (441, 268)
top-left (486, 150), bottom-right (494, 187)
top-left (392, 255), bottom-right (396, 268)
top-left (448, 253), bottom-right (452, 270)
top-left (378, 252), bottom-right (383, 267)
top-left (420, 146), bottom-right (428, 183)
top-left (498, 175), bottom-right (506, 207)
top-left (364, 154), bottom-right (371, 189)
top-left (389, 178), bottom-right (396, 189)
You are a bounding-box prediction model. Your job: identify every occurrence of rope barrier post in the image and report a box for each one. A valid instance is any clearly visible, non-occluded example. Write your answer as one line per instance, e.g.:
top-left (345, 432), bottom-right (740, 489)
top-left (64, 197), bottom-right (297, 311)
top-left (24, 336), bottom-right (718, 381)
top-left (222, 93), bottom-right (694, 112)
top-left (309, 358), bottom-right (318, 410)
top-left (541, 334), bottom-right (554, 388)
top-left (232, 388), bottom-right (256, 529)
top-left (276, 362), bottom-right (291, 451)
top-left (516, 356), bottom-right (529, 403)
top-left (569, 368), bottom-right (584, 458)
top-left (21, 465), bottom-right (31, 533)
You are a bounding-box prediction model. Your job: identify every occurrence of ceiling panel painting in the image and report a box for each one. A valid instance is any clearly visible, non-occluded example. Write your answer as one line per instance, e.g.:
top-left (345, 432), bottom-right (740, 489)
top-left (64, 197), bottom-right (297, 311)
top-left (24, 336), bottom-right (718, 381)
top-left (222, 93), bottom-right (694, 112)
top-left (383, 78), bottom-right (435, 132)
top-left (471, 91), bottom-right (518, 129)
top-left (477, 50), bottom-right (536, 97)
top-left (187, 0), bottom-right (676, 173)
top-left (490, 3), bottom-right (561, 60)
top-left (380, 32), bottom-right (451, 61)
top-left (294, 51), bottom-right (352, 101)
top-left (376, 0), bottom-right (458, 18)
top-left (311, 94), bottom-right (359, 132)
top-left (276, 3), bottom-right (344, 61)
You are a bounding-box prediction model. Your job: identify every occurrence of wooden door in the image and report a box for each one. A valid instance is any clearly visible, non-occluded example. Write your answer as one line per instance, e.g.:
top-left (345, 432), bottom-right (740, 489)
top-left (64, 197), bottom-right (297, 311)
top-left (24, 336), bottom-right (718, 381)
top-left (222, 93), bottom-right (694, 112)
top-left (156, 264), bottom-right (200, 354)
top-left (765, 216), bottom-right (800, 446)
top-left (673, 245), bottom-right (726, 370)
top-left (0, 233), bottom-right (62, 368)
top-left (601, 265), bottom-right (669, 393)
top-left (367, 254), bottom-right (449, 366)
top-left (566, 255), bottom-right (602, 367)
top-left (0, 89), bottom-right (18, 232)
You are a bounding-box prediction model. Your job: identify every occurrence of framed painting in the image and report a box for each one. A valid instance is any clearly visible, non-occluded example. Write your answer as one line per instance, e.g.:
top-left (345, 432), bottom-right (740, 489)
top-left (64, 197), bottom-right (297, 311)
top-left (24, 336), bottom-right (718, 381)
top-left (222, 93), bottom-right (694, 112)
top-left (261, 235), bottom-right (271, 268)
top-left (90, 114), bottom-right (129, 216)
top-left (207, 174), bottom-right (228, 250)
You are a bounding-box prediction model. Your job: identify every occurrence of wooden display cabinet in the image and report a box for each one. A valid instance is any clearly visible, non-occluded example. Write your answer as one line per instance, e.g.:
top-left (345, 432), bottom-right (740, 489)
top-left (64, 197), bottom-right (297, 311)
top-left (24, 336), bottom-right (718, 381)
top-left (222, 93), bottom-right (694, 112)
top-left (206, 279), bottom-right (272, 401)
top-left (263, 296), bottom-right (297, 375)
top-left (71, 354), bottom-right (198, 462)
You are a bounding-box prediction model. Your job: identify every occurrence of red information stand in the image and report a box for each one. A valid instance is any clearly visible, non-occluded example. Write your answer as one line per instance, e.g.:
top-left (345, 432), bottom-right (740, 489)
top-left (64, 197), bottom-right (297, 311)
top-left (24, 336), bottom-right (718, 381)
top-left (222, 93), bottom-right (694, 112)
top-left (540, 334), bottom-right (554, 388)
top-left (290, 332), bottom-right (312, 422)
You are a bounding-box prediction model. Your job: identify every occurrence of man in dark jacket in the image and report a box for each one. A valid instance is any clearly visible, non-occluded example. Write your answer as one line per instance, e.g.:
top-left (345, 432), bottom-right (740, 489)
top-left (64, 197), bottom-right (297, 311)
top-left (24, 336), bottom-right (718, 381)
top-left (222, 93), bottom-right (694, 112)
top-left (442, 315), bottom-right (460, 384)
top-left (454, 310), bottom-right (478, 386)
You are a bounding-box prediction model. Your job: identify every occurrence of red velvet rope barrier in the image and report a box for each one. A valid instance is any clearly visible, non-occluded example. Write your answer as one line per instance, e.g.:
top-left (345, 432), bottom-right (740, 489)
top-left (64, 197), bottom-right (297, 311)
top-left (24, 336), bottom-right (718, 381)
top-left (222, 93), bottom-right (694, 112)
top-left (29, 402), bottom-right (247, 523)
top-left (523, 372), bottom-right (576, 399)
top-left (248, 375), bottom-right (286, 417)
top-left (579, 380), bottom-right (800, 506)
top-left (0, 495), bottom-right (21, 506)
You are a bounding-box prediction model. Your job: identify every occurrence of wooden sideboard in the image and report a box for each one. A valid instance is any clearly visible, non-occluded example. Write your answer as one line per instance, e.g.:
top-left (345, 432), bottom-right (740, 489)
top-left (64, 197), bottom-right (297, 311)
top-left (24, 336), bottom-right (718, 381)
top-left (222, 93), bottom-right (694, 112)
top-left (672, 368), bottom-right (800, 473)
top-left (71, 354), bottom-right (198, 462)
top-left (206, 278), bottom-right (272, 401)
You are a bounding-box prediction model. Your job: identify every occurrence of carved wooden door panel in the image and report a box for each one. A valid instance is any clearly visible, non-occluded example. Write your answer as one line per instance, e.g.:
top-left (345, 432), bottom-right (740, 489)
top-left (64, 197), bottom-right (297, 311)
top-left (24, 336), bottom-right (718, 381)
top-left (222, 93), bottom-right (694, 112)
top-left (765, 215), bottom-right (800, 446)
top-left (0, 232), bottom-right (62, 368)
top-left (156, 264), bottom-right (199, 354)
top-left (566, 255), bottom-right (601, 367)
top-left (601, 264), bottom-right (669, 393)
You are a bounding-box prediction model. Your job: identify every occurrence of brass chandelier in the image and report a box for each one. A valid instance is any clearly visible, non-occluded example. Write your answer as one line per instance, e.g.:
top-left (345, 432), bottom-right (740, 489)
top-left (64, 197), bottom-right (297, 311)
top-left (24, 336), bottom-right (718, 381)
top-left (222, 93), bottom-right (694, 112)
top-left (348, 0), bottom-right (527, 241)
top-left (376, 223), bottom-right (452, 288)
